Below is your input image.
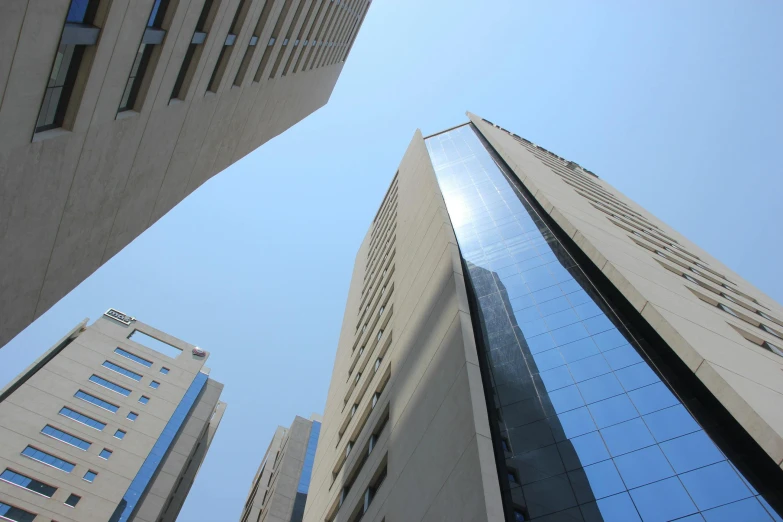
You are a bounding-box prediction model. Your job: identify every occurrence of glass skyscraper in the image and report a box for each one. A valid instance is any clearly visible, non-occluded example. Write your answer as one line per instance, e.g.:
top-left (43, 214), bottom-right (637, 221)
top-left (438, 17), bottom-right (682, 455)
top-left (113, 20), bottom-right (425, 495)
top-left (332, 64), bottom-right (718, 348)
top-left (303, 114), bottom-right (783, 522)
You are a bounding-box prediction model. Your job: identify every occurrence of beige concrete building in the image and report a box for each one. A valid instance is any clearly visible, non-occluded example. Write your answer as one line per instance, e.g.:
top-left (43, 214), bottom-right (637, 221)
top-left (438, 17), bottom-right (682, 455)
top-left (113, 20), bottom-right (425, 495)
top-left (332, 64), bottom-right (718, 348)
top-left (240, 414), bottom-right (321, 522)
top-left (0, 0), bottom-right (371, 350)
top-left (0, 308), bottom-right (226, 522)
top-left (301, 114), bottom-right (783, 522)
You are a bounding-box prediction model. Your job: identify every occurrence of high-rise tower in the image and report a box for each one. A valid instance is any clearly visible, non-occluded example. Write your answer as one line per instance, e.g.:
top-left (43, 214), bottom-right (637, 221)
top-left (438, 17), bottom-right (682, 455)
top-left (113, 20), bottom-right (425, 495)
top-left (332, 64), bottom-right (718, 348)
top-left (0, 309), bottom-right (225, 522)
top-left (0, 0), bottom-right (371, 349)
top-left (301, 114), bottom-right (783, 522)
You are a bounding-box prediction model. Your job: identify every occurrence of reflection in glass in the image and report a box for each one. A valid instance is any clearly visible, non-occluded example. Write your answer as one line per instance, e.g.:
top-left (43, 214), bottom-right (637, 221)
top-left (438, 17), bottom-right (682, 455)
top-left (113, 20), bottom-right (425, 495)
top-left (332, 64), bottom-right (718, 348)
top-left (426, 125), bottom-right (780, 521)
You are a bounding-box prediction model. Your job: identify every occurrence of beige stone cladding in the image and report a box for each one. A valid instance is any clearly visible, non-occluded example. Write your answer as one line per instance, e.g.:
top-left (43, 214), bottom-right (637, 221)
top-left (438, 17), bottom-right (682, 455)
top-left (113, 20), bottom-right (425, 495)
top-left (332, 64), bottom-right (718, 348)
top-left (0, 311), bottom-right (225, 521)
top-left (302, 131), bottom-right (504, 522)
top-left (468, 112), bottom-right (783, 473)
top-left (240, 415), bottom-right (320, 522)
top-left (0, 0), bottom-right (372, 349)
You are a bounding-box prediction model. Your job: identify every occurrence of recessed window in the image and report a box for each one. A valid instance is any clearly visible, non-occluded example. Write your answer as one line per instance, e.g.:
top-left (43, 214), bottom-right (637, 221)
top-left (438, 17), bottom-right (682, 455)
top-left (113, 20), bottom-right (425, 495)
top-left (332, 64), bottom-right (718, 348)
top-left (160, 367), bottom-right (170, 375)
top-left (139, 396), bottom-right (150, 405)
top-left (378, 306), bottom-right (384, 317)
top-left (83, 470), bottom-right (97, 483)
top-left (0, 500), bottom-right (37, 521)
top-left (374, 358), bottom-right (382, 372)
top-left (718, 303), bottom-right (739, 318)
top-left (758, 311), bottom-right (775, 322)
top-left (358, 346), bottom-right (364, 357)
top-left (346, 441), bottom-right (353, 457)
top-left (114, 429), bottom-right (126, 440)
top-left (59, 407), bottom-right (106, 431)
top-left (377, 330), bottom-right (383, 341)
top-left (355, 372), bottom-right (361, 384)
top-left (114, 347), bottom-right (153, 367)
top-left (99, 449), bottom-right (113, 460)
top-left (102, 361), bottom-right (142, 381)
top-left (350, 404), bottom-right (358, 417)
top-left (41, 425), bottom-right (91, 450)
top-left (371, 392), bottom-right (380, 408)
top-left (127, 412), bottom-right (138, 421)
top-left (149, 380), bottom-right (160, 389)
top-left (1, 469), bottom-right (57, 498)
top-left (763, 341), bottom-right (783, 357)
top-left (362, 324), bottom-right (367, 334)
top-left (507, 472), bottom-right (518, 484)
top-left (760, 323), bottom-right (783, 339)
top-left (74, 390), bottom-right (119, 413)
top-left (21, 446), bottom-right (75, 473)
top-left (89, 375), bottom-right (131, 396)
top-left (65, 493), bottom-right (81, 507)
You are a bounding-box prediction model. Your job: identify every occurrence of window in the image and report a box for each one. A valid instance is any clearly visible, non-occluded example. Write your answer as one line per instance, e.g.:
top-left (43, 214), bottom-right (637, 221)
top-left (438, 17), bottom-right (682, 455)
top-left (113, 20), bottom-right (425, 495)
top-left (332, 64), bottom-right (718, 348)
top-left (99, 449), bottom-right (113, 460)
top-left (508, 471), bottom-right (518, 484)
top-left (150, 380), bottom-right (160, 389)
top-left (75, 390), bottom-right (119, 413)
top-left (65, 493), bottom-right (81, 507)
top-left (350, 404), bottom-right (358, 418)
top-left (362, 324), bottom-right (367, 334)
top-left (718, 303), bottom-right (739, 318)
top-left (127, 412), bottom-right (138, 421)
top-left (21, 446), bottom-right (75, 473)
top-left (114, 347), bottom-right (153, 367)
top-left (371, 392), bottom-right (380, 408)
top-left (42, 425), bottom-right (91, 450)
top-left (763, 341), bottom-right (783, 357)
top-left (139, 395), bottom-right (150, 405)
top-left (346, 441), bottom-right (353, 457)
top-left (760, 323), bottom-right (783, 339)
top-left (83, 470), bottom-right (97, 483)
top-left (102, 361), bottom-right (143, 381)
top-left (377, 330), bottom-right (383, 341)
top-left (374, 358), bottom-right (382, 372)
top-left (355, 372), bottom-right (361, 384)
top-left (89, 375), bottom-right (131, 396)
top-left (378, 306), bottom-right (384, 317)
top-left (34, 0), bottom-right (101, 134)
top-left (160, 367), bottom-right (170, 375)
top-left (1, 469), bottom-right (57, 497)
top-left (207, 0), bottom-right (249, 93)
top-left (0, 501), bottom-right (37, 522)
top-left (118, 0), bottom-right (172, 112)
top-left (114, 429), bottom-right (126, 440)
top-left (171, 0), bottom-right (216, 99)
top-left (59, 407), bottom-right (106, 430)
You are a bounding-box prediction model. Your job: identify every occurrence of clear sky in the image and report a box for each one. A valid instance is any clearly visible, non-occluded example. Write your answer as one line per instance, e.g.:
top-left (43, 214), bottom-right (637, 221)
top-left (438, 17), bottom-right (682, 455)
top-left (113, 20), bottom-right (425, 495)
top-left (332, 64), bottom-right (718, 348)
top-left (2, 1), bottom-right (782, 520)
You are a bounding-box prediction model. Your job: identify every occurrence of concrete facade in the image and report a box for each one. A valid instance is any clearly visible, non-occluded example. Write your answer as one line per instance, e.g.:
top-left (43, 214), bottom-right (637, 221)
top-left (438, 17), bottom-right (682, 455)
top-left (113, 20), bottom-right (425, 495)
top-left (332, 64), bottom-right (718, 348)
top-left (240, 414), bottom-right (321, 522)
top-left (0, 0), bottom-right (371, 349)
top-left (303, 115), bottom-right (783, 522)
top-left (0, 309), bottom-right (225, 521)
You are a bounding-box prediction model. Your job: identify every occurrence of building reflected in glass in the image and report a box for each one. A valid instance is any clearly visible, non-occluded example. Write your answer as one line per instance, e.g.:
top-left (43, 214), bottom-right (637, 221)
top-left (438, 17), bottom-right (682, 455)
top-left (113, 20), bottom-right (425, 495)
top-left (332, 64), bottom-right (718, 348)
top-left (425, 125), bottom-right (781, 521)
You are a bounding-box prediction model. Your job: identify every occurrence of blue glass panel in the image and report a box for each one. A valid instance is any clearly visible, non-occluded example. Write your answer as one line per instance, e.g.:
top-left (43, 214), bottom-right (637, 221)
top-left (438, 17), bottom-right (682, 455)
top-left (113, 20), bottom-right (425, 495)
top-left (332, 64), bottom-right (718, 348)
top-left (89, 375), bottom-right (131, 396)
top-left (702, 497), bottom-right (773, 521)
top-left (42, 425), bottom-right (91, 450)
top-left (59, 407), bottom-right (106, 430)
top-left (424, 125), bottom-right (780, 521)
top-left (21, 446), bottom-right (75, 472)
top-left (102, 361), bottom-right (143, 381)
top-left (66, 0), bottom-right (90, 23)
top-left (114, 348), bottom-right (153, 367)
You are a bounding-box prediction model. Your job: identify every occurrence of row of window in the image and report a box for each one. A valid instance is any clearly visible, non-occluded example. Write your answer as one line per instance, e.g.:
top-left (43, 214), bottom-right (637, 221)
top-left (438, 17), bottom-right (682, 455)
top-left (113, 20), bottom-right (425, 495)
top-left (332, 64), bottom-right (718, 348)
top-left (36, 0), bottom-right (365, 136)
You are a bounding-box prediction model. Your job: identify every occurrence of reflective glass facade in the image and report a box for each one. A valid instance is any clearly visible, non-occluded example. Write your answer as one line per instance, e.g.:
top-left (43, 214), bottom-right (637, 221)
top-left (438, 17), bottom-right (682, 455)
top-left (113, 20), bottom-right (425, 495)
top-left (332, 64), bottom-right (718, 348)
top-left (426, 125), bottom-right (782, 522)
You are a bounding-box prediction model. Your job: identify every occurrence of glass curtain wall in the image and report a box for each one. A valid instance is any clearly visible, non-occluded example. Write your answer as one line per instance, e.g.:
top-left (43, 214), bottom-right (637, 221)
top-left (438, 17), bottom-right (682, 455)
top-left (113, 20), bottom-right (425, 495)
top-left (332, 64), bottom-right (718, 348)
top-left (425, 125), bottom-right (781, 522)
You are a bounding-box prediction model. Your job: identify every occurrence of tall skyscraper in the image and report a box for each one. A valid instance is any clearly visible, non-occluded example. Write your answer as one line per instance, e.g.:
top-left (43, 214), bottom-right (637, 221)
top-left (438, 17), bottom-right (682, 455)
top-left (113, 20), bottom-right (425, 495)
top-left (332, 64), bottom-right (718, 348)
top-left (0, 0), bottom-right (371, 349)
top-left (0, 309), bottom-right (225, 522)
top-left (240, 414), bottom-right (321, 522)
top-left (301, 113), bottom-right (783, 522)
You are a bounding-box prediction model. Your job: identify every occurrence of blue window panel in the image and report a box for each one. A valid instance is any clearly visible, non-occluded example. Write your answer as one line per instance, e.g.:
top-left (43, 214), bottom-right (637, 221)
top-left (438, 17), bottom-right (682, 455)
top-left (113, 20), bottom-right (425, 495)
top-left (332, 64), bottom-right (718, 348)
top-left (570, 459), bottom-right (626, 503)
top-left (643, 404), bottom-right (701, 443)
top-left (21, 446), bottom-right (75, 473)
top-left (100, 449), bottom-right (113, 459)
top-left (114, 429), bottom-right (126, 439)
top-left (614, 445), bottom-right (674, 489)
top-left (149, 380), bottom-right (160, 389)
top-left (567, 353), bottom-right (612, 383)
top-left (0, 501), bottom-right (37, 522)
top-left (66, 0), bottom-right (91, 23)
top-left (558, 431), bottom-right (610, 470)
top-left (580, 492), bottom-right (642, 522)
top-left (42, 425), bottom-right (92, 450)
top-left (526, 333), bottom-right (556, 354)
top-left (1, 469), bottom-right (57, 497)
top-left (83, 470), bottom-right (98, 482)
top-left (538, 366), bottom-right (573, 392)
top-left (160, 367), bottom-right (170, 375)
top-left (573, 300), bottom-right (602, 321)
top-left (614, 362), bottom-right (660, 392)
top-left (548, 385), bottom-right (584, 414)
top-left (627, 381), bottom-right (679, 415)
top-left (679, 461), bottom-right (753, 511)
top-left (75, 390), bottom-right (119, 413)
top-left (89, 375), bottom-right (131, 396)
top-left (702, 497), bottom-right (774, 522)
top-left (127, 412), bottom-right (138, 421)
top-left (590, 330), bottom-right (628, 352)
top-left (629, 477), bottom-right (698, 522)
top-left (660, 431), bottom-right (725, 474)
top-left (550, 322), bottom-right (590, 347)
top-left (543, 308), bottom-right (581, 331)
top-left (109, 372), bottom-right (208, 522)
top-left (551, 406), bottom-right (596, 441)
top-left (602, 344), bottom-right (643, 371)
top-left (139, 396), bottom-right (150, 404)
top-left (297, 421), bottom-right (320, 494)
top-left (114, 347), bottom-right (153, 367)
top-left (576, 371), bottom-right (624, 404)
top-left (102, 361), bottom-right (142, 381)
top-left (532, 348), bottom-right (565, 372)
top-left (558, 337), bottom-right (600, 365)
top-left (59, 407), bottom-right (106, 430)
top-left (600, 418), bottom-right (655, 457)
top-left (587, 394), bottom-right (638, 429)
top-left (759, 497), bottom-right (783, 522)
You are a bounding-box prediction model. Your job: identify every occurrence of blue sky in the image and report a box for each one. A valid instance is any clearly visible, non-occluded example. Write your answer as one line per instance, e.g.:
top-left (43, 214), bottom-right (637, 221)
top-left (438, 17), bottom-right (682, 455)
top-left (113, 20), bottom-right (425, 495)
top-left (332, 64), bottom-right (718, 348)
top-left (2, 1), bottom-right (782, 520)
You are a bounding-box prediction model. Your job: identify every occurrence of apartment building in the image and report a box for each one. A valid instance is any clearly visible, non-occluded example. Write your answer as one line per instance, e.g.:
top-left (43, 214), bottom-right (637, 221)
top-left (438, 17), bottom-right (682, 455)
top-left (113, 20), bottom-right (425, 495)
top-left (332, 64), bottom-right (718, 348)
top-left (301, 113), bottom-right (783, 522)
top-left (240, 415), bottom-right (321, 522)
top-left (0, 0), bottom-right (371, 349)
top-left (0, 308), bottom-right (226, 521)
